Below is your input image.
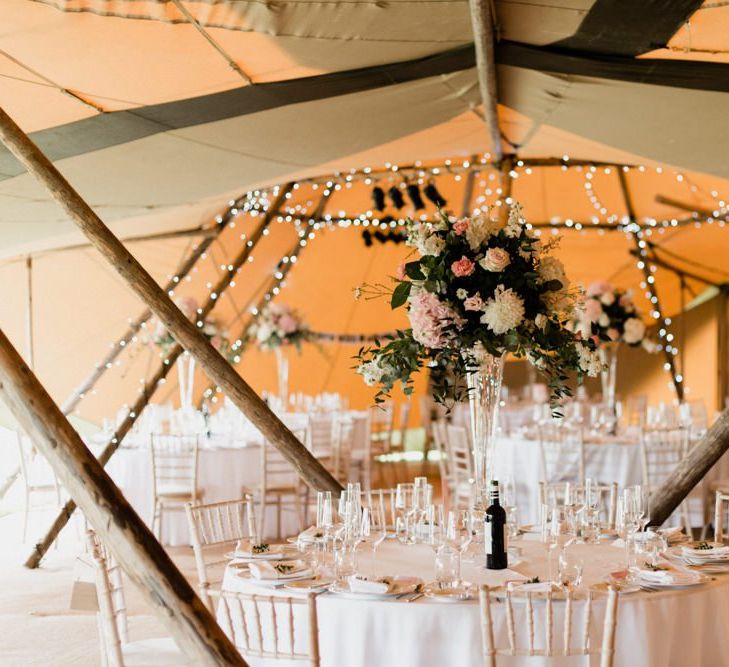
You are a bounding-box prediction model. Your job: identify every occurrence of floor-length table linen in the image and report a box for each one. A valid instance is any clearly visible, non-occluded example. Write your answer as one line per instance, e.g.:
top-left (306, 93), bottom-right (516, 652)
top-left (221, 538), bottom-right (729, 667)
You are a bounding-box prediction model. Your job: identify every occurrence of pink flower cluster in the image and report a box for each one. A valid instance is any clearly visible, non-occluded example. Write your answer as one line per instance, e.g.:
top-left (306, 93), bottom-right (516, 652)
top-left (453, 218), bottom-right (470, 236)
top-left (451, 256), bottom-right (475, 277)
top-left (408, 290), bottom-right (464, 348)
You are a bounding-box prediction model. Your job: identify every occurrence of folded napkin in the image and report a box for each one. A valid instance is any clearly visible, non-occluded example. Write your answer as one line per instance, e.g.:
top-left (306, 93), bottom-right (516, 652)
top-left (633, 567), bottom-right (674, 584)
top-left (347, 575), bottom-right (391, 595)
top-left (681, 543), bottom-right (729, 558)
top-left (297, 526), bottom-right (327, 543)
top-left (234, 540), bottom-right (282, 558)
top-left (249, 560), bottom-right (308, 580)
top-left (507, 581), bottom-right (553, 593)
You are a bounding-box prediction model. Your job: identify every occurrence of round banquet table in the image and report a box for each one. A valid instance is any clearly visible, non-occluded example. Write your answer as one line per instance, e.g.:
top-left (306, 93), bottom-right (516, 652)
top-left (491, 433), bottom-right (728, 527)
top-left (221, 537), bottom-right (729, 667)
top-left (103, 444), bottom-right (299, 545)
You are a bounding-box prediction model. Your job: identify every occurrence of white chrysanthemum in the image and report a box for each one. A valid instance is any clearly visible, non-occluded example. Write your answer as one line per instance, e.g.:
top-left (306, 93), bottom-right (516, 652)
top-left (623, 317), bottom-right (646, 344)
top-left (480, 285), bottom-right (525, 335)
top-left (504, 202), bottom-right (525, 238)
top-left (576, 343), bottom-right (602, 377)
top-left (465, 215), bottom-right (503, 251)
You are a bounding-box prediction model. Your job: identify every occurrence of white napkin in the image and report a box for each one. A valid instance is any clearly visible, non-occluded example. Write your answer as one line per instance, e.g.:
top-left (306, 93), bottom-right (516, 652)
top-left (507, 581), bottom-right (553, 593)
top-left (249, 560), bottom-right (308, 580)
top-left (657, 526), bottom-right (685, 544)
top-left (681, 544), bottom-right (729, 558)
top-left (234, 540), bottom-right (282, 558)
top-left (347, 575), bottom-right (391, 595)
top-left (297, 526), bottom-right (327, 543)
top-left (634, 568), bottom-right (674, 584)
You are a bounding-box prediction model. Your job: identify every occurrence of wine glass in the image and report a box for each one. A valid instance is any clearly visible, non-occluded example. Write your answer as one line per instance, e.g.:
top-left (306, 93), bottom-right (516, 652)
top-left (543, 506), bottom-right (572, 583)
top-left (361, 492), bottom-right (388, 571)
top-left (632, 485), bottom-right (651, 532)
top-left (395, 483), bottom-right (416, 544)
top-left (424, 504), bottom-right (446, 552)
top-left (558, 545), bottom-right (584, 588)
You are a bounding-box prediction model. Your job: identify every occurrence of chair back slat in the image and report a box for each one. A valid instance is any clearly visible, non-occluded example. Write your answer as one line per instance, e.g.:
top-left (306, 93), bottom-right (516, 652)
top-left (479, 585), bottom-right (619, 663)
top-left (639, 427), bottom-right (689, 489)
top-left (150, 434), bottom-right (199, 496)
top-left (185, 498), bottom-right (257, 609)
top-left (209, 589), bottom-right (320, 664)
top-left (715, 491), bottom-right (729, 542)
top-left (538, 423), bottom-right (585, 485)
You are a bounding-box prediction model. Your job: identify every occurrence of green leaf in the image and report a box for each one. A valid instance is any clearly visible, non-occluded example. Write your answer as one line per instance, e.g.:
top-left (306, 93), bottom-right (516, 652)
top-left (391, 281), bottom-right (412, 309)
top-left (405, 262), bottom-right (424, 280)
top-left (541, 279), bottom-right (563, 292)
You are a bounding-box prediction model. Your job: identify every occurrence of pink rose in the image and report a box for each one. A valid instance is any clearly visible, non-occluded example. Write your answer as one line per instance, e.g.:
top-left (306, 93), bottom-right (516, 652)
top-left (590, 335), bottom-right (600, 345)
top-left (451, 256), bottom-right (475, 277)
top-left (586, 280), bottom-right (612, 297)
top-left (396, 262), bottom-right (406, 280)
top-left (453, 219), bottom-right (470, 236)
top-left (463, 294), bottom-right (485, 311)
top-left (584, 298), bottom-right (603, 323)
top-left (479, 247), bottom-right (511, 272)
top-left (607, 328), bottom-right (620, 342)
top-left (278, 314), bottom-right (298, 334)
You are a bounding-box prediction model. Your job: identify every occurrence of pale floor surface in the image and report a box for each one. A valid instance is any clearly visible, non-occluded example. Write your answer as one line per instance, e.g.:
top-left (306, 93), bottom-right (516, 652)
top-left (0, 460), bottom-right (438, 666)
top-left (0, 505), bottom-right (200, 667)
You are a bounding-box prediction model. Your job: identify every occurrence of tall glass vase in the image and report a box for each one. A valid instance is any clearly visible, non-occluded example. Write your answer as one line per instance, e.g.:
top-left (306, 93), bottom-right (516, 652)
top-left (467, 353), bottom-right (505, 509)
top-left (177, 353), bottom-right (196, 410)
top-left (599, 344), bottom-right (619, 433)
top-left (274, 346), bottom-right (289, 409)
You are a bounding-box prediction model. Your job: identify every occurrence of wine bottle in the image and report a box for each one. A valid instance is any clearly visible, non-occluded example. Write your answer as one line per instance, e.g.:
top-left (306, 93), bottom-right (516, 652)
top-left (485, 480), bottom-right (508, 570)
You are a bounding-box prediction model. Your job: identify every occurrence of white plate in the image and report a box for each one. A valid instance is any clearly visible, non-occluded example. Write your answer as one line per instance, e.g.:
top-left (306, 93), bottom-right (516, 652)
top-left (328, 577), bottom-right (421, 600)
top-left (284, 577), bottom-right (335, 593)
top-left (234, 565), bottom-right (314, 588)
top-left (424, 582), bottom-right (476, 602)
top-left (224, 546), bottom-right (295, 561)
top-left (626, 569), bottom-right (708, 590)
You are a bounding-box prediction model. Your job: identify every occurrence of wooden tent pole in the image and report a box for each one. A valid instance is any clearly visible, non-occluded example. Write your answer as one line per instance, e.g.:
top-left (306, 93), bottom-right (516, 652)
top-left (718, 289), bottom-right (729, 411)
top-left (618, 169), bottom-right (684, 401)
top-left (468, 0), bottom-right (503, 161)
top-left (0, 328), bottom-right (245, 665)
top-left (650, 410), bottom-right (729, 527)
top-left (0, 105), bottom-right (341, 495)
top-left (60, 212), bottom-right (231, 416)
top-left (27, 198), bottom-right (287, 567)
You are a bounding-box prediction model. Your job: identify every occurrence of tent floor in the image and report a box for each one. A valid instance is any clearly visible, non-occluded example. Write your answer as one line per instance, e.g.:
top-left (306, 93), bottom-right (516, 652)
top-left (0, 459), bottom-right (440, 666)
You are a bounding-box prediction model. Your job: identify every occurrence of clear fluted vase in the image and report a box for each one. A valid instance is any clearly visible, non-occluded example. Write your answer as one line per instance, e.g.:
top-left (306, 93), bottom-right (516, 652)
top-left (274, 346), bottom-right (289, 409)
top-left (599, 344), bottom-right (619, 433)
top-left (467, 353), bottom-right (505, 509)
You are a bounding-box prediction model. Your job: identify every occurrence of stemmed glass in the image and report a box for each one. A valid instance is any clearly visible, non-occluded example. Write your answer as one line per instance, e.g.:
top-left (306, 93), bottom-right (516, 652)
top-left (395, 483), bottom-right (416, 544)
top-left (360, 492), bottom-right (388, 572)
top-left (500, 478), bottom-right (520, 539)
top-left (543, 505), bottom-right (573, 583)
top-left (583, 479), bottom-right (602, 543)
top-left (631, 485), bottom-right (651, 532)
top-left (424, 504), bottom-right (446, 552)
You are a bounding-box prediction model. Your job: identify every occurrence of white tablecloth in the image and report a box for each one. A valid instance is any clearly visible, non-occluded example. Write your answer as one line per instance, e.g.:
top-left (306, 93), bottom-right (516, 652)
top-left (103, 445), bottom-right (301, 545)
top-left (222, 538), bottom-right (729, 666)
top-left (492, 434), bottom-right (729, 527)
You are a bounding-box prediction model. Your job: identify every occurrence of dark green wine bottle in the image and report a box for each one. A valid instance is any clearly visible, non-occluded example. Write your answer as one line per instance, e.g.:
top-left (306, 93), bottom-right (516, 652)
top-left (485, 480), bottom-right (508, 570)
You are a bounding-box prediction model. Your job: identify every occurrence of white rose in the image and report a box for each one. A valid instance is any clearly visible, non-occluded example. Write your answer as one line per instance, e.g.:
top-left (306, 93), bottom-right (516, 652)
top-left (623, 317), bottom-right (646, 344)
top-left (420, 235), bottom-right (446, 257)
top-left (479, 247), bottom-right (511, 272)
top-left (598, 313), bottom-right (610, 328)
top-left (456, 288), bottom-right (468, 299)
top-left (600, 291), bottom-right (615, 306)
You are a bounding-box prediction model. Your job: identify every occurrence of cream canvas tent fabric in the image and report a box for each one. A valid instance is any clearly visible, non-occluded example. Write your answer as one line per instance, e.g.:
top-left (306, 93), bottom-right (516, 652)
top-left (0, 0), bottom-right (728, 425)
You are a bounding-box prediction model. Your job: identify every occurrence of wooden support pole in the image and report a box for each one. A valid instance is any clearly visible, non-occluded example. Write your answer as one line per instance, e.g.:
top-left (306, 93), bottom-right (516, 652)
top-left (27, 204), bottom-right (283, 567)
top-left (25, 256), bottom-right (34, 369)
top-left (0, 328), bottom-right (245, 665)
top-left (0, 105), bottom-right (341, 496)
top-left (650, 410), bottom-right (729, 527)
top-left (618, 169), bottom-right (684, 402)
top-left (718, 289), bottom-right (729, 411)
top-left (60, 212), bottom-right (231, 416)
top-left (468, 0), bottom-right (503, 161)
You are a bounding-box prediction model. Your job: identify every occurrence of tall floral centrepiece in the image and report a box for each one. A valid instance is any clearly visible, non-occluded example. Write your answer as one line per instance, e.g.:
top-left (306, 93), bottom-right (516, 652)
top-left (572, 281), bottom-right (657, 415)
top-left (251, 303), bottom-right (312, 407)
top-left (356, 203), bottom-right (599, 508)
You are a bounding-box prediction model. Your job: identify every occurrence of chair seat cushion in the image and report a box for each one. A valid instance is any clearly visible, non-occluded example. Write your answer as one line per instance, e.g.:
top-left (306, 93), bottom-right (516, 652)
top-left (122, 637), bottom-right (191, 666)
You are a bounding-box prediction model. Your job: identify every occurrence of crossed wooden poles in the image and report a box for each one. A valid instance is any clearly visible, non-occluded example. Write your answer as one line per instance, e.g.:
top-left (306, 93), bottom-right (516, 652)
top-left (0, 106), bottom-right (342, 664)
top-left (2, 85), bottom-right (729, 664)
